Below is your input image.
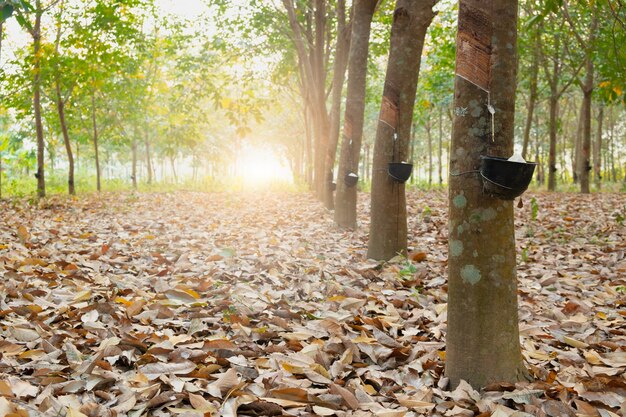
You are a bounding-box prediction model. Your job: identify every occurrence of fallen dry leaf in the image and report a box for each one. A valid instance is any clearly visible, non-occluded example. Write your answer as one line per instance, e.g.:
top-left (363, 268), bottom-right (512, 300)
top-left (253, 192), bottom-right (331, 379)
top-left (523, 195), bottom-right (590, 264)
top-left (0, 191), bottom-right (623, 416)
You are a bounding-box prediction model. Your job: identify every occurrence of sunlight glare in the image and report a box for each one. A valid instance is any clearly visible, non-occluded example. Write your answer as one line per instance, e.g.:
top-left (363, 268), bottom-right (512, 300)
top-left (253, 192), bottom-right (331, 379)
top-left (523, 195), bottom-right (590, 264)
top-left (238, 146), bottom-right (292, 187)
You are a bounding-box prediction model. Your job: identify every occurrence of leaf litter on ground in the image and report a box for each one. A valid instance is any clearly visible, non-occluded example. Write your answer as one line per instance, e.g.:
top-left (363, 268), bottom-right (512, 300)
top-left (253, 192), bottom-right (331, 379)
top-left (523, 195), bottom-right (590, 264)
top-left (0, 190), bottom-right (624, 416)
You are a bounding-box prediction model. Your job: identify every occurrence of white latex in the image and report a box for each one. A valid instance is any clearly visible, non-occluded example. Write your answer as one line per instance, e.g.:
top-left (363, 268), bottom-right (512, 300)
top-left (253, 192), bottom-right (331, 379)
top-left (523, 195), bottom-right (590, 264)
top-left (508, 152), bottom-right (526, 163)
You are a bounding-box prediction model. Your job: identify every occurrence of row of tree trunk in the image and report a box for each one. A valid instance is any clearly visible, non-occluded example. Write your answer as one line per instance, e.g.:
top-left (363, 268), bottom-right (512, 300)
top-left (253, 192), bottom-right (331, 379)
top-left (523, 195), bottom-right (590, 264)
top-left (289, 0), bottom-right (531, 391)
top-left (285, 0), bottom-right (436, 259)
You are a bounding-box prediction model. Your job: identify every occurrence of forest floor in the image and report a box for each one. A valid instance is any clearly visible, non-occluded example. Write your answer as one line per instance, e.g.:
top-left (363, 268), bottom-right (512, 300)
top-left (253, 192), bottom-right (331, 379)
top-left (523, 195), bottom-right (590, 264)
top-left (0, 190), bottom-right (625, 417)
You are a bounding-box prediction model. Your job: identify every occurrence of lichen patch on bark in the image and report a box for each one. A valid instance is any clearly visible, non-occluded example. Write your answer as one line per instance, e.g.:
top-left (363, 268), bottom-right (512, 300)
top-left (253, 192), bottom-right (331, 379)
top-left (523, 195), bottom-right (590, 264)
top-left (460, 264), bottom-right (482, 285)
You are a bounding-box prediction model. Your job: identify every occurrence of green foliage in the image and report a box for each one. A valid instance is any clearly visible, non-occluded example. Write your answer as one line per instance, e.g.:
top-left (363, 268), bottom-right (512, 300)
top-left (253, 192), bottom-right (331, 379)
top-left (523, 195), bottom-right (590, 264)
top-left (1, 3), bottom-right (14, 21)
top-left (521, 247), bottom-right (530, 263)
top-left (398, 260), bottom-right (417, 278)
top-left (530, 197), bottom-right (539, 221)
top-left (1, 0), bottom-right (33, 28)
top-left (1, 0), bottom-right (626, 195)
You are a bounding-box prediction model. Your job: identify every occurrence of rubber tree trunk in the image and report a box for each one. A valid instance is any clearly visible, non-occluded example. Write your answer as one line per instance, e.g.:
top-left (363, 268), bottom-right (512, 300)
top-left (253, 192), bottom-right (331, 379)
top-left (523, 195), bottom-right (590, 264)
top-left (521, 38), bottom-right (538, 159)
top-left (131, 139), bottom-right (138, 190)
top-left (438, 107), bottom-right (443, 185)
top-left (91, 91), bottom-right (101, 192)
top-left (547, 94), bottom-right (558, 190)
top-left (334, 0), bottom-right (379, 227)
top-left (323, 0), bottom-right (350, 210)
top-left (609, 107), bottom-right (616, 181)
top-left (426, 112), bottom-right (433, 186)
top-left (367, 0), bottom-right (435, 259)
top-left (573, 100), bottom-right (583, 183)
top-left (33, 4), bottom-right (45, 198)
top-left (593, 104), bottom-right (603, 188)
top-left (446, 0), bottom-right (527, 389)
top-left (145, 135), bottom-right (153, 185)
top-left (56, 79), bottom-right (75, 195)
top-left (170, 155), bottom-right (178, 183)
top-left (578, 60), bottom-right (594, 193)
top-left (312, 0), bottom-right (330, 199)
top-left (282, 0), bottom-right (330, 198)
top-left (542, 28), bottom-right (577, 191)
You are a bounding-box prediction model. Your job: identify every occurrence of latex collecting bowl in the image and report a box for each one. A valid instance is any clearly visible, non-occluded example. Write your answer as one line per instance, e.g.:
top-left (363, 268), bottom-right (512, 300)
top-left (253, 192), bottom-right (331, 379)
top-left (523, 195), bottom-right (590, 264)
top-left (388, 162), bottom-right (413, 183)
top-left (344, 172), bottom-right (359, 187)
top-left (480, 156), bottom-right (537, 200)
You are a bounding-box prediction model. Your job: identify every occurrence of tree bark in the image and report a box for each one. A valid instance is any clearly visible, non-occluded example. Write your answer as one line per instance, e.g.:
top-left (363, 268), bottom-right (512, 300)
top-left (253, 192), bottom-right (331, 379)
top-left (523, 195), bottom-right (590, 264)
top-left (312, 0), bottom-right (330, 199)
top-left (446, 0), bottom-right (527, 389)
top-left (91, 91), bottom-right (101, 192)
top-left (609, 106), bottom-right (616, 181)
top-left (521, 39), bottom-right (538, 159)
top-left (334, 0), bottom-right (378, 228)
top-left (131, 139), bottom-right (138, 190)
top-left (547, 94), bottom-right (558, 191)
top-left (282, 0), bottom-right (330, 198)
top-left (534, 109), bottom-right (544, 184)
top-left (578, 61), bottom-right (594, 193)
top-left (170, 155), bottom-right (178, 183)
top-left (573, 98), bottom-right (583, 183)
top-left (56, 79), bottom-right (75, 195)
top-left (33, 3), bottom-right (46, 197)
top-left (304, 105), bottom-right (314, 185)
top-left (52, 0), bottom-right (74, 195)
top-left (323, 0), bottom-right (350, 210)
top-left (364, 142), bottom-right (371, 182)
top-left (438, 107), bottom-right (443, 185)
top-left (593, 103), bottom-right (603, 188)
top-left (367, 0), bottom-right (435, 259)
top-left (426, 112), bottom-right (433, 186)
top-left (145, 134), bottom-right (153, 185)
top-left (561, 3), bottom-right (597, 193)
top-left (541, 21), bottom-right (580, 191)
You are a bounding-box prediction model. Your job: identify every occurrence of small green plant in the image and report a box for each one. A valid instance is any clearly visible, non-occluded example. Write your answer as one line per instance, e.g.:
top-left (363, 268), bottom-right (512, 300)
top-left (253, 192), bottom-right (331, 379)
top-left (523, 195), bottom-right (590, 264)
top-left (222, 305), bottom-right (238, 321)
top-left (411, 287), bottom-right (423, 299)
top-left (422, 205), bottom-right (432, 217)
top-left (530, 197), bottom-right (539, 221)
top-left (616, 286), bottom-right (625, 294)
top-left (399, 260), bottom-right (417, 278)
top-left (521, 247), bottom-right (529, 263)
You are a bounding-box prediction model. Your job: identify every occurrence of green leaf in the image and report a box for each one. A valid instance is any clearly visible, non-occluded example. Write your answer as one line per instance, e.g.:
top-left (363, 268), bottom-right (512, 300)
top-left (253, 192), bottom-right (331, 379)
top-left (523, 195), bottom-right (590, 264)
top-left (18, 0), bottom-right (34, 12)
top-left (1, 4), bottom-right (15, 22)
top-left (524, 14), bottom-right (544, 29)
top-left (14, 12), bottom-right (32, 31)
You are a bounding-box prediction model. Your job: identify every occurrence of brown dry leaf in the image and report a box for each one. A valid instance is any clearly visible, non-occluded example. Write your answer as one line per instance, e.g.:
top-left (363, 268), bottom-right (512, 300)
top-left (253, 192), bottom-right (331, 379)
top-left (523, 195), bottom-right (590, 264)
top-left (269, 387), bottom-right (310, 403)
top-left (1, 191), bottom-right (624, 416)
top-left (139, 360), bottom-right (197, 380)
top-left (409, 251), bottom-right (428, 262)
top-left (260, 398), bottom-right (308, 408)
top-left (66, 408), bottom-right (89, 417)
top-left (16, 225), bottom-right (29, 244)
top-left (188, 393), bottom-right (216, 413)
top-left (207, 368), bottom-right (241, 398)
top-left (329, 383), bottom-right (360, 410)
